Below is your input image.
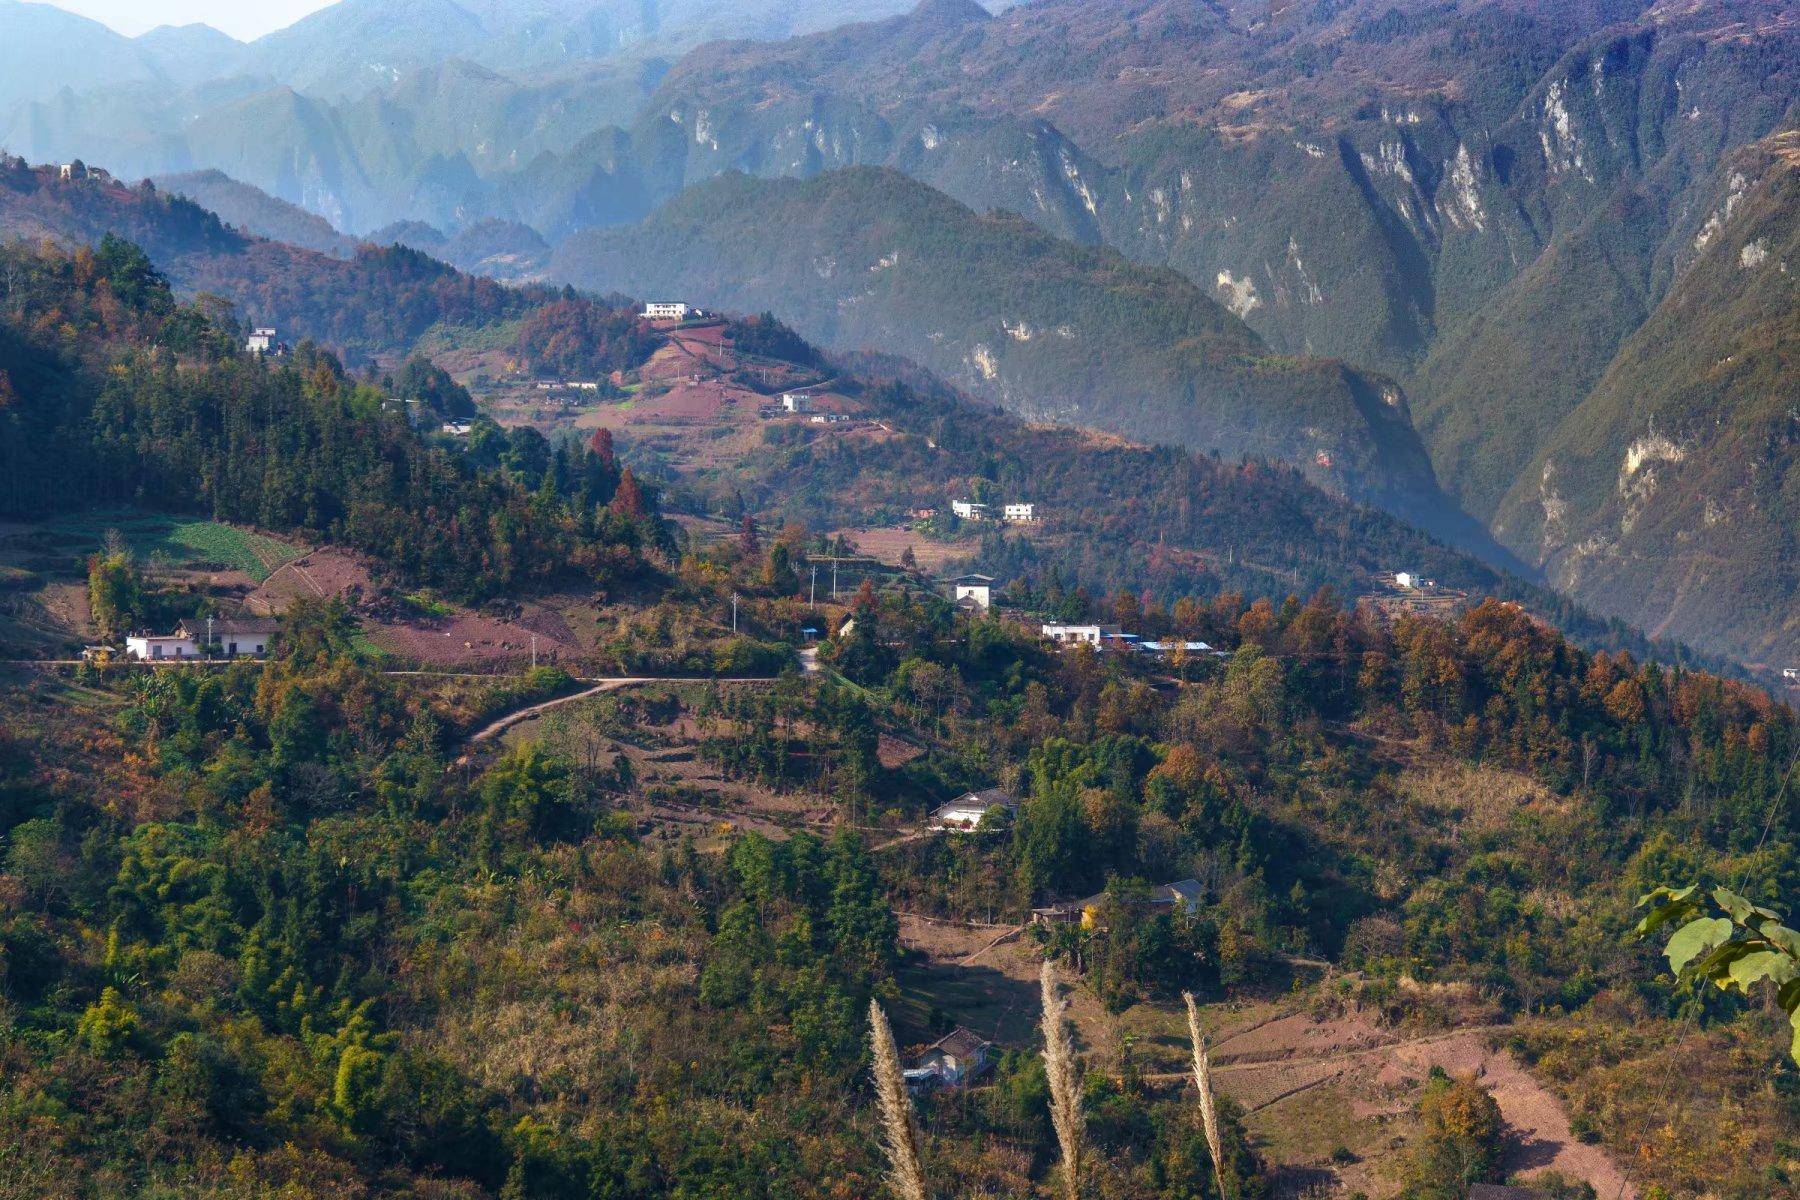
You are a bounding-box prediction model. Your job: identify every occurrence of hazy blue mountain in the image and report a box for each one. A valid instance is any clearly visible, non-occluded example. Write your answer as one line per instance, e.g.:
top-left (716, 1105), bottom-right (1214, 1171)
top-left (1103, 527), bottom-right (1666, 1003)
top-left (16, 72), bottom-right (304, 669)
top-left (133, 23), bottom-right (250, 87)
top-left (0, 1), bottom-right (165, 112)
top-left (244, 0), bottom-right (489, 98)
top-left (153, 168), bottom-right (358, 256)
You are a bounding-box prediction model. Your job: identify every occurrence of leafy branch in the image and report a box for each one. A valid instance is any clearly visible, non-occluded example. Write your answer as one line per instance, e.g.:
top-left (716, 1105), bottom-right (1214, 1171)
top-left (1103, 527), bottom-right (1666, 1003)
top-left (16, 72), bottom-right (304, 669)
top-left (1635, 884), bottom-right (1800, 1062)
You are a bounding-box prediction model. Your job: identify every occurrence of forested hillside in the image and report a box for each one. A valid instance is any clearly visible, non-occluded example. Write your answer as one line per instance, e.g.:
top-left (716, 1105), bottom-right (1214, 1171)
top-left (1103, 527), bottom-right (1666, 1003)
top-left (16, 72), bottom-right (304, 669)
top-left (0, 236), bottom-right (658, 601)
top-left (152, 169), bottom-right (360, 258)
top-left (2, 534), bottom-right (1795, 1197)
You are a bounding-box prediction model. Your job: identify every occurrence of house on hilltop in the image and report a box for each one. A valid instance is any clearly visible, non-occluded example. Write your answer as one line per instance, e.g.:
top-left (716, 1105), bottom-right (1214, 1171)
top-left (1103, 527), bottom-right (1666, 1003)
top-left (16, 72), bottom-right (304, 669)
top-left (932, 788), bottom-right (1016, 830)
top-left (125, 630), bottom-right (199, 661)
top-left (246, 327), bottom-right (285, 356)
top-left (904, 1027), bottom-right (994, 1093)
top-left (642, 301), bottom-right (692, 321)
top-left (124, 616), bottom-right (278, 661)
top-left (1041, 623), bottom-right (1123, 647)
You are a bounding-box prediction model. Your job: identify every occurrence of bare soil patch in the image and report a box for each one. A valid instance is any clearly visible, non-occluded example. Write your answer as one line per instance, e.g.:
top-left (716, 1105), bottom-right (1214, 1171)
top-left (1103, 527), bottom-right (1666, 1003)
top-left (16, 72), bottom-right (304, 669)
top-left (834, 527), bottom-right (977, 574)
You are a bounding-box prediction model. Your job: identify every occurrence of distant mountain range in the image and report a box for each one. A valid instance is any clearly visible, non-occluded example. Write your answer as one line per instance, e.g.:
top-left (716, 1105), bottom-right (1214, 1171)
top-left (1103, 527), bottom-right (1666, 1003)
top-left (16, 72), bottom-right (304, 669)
top-left (8, 0), bottom-right (1800, 663)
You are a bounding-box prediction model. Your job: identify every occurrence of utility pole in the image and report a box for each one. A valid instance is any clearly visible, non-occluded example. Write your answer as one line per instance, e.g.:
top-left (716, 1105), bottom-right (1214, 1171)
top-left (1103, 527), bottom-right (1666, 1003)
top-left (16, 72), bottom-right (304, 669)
top-left (531, 633), bottom-right (538, 670)
top-left (810, 565), bottom-right (817, 608)
top-left (731, 592), bottom-right (739, 634)
top-left (832, 559), bottom-right (838, 601)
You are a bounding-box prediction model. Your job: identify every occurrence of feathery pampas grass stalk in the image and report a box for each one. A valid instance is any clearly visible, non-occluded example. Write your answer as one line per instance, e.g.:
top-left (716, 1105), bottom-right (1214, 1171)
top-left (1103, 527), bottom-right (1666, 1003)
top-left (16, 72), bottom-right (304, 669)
top-left (869, 1000), bottom-right (929, 1200)
top-left (1184, 991), bottom-right (1226, 1199)
top-left (1040, 961), bottom-right (1083, 1200)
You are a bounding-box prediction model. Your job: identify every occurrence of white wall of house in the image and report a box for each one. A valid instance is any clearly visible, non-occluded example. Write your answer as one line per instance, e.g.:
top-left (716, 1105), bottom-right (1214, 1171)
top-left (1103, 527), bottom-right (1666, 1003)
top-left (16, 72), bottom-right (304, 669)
top-left (1041, 624), bottom-right (1119, 646)
top-left (934, 804), bottom-right (995, 828)
top-left (954, 583), bottom-right (992, 610)
top-left (126, 635), bottom-right (198, 660)
top-left (218, 634), bottom-right (270, 657)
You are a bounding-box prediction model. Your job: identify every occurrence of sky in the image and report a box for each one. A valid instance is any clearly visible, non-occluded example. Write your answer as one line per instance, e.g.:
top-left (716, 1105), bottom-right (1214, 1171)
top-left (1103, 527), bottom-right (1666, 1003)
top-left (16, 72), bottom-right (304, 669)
top-left (41, 0), bottom-right (336, 40)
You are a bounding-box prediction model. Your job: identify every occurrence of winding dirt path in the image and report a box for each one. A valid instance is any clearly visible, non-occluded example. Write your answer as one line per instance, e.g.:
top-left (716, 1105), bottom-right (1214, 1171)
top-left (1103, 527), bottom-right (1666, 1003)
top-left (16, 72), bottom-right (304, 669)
top-left (452, 674), bottom-right (786, 762)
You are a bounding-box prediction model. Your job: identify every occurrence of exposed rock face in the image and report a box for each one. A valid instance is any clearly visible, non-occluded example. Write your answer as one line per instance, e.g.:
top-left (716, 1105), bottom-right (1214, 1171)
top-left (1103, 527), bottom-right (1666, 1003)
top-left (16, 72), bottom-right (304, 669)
top-left (1489, 134), bottom-right (1800, 663)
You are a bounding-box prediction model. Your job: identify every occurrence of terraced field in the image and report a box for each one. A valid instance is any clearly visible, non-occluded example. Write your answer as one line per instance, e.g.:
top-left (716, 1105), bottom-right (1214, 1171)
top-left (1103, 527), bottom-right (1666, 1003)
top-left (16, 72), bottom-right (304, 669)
top-left (33, 512), bottom-right (307, 582)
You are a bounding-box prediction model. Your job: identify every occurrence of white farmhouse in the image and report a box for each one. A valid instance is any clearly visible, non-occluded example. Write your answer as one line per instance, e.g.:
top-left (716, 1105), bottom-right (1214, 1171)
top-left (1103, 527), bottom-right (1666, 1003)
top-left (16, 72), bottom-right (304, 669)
top-left (125, 631), bottom-right (199, 661)
top-left (1041, 623), bottom-right (1123, 647)
top-left (1003, 502), bottom-right (1037, 522)
top-left (642, 301), bottom-right (691, 321)
top-left (952, 500), bottom-right (991, 521)
top-left (950, 573), bottom-right (994, 611)
top-left (932, 788), bottom-right (1016, 830)
top-left (904, 1028), bottom-right (994, 1093)
top-left (245, 327), bottom-right (281, 355)
top-left (781, 392), bottom-right (813, 413)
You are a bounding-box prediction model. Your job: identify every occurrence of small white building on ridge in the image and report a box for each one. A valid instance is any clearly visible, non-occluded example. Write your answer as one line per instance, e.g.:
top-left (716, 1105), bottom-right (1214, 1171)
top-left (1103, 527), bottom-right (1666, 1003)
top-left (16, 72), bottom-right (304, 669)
top-left (642, 301), bottom-right (692, 321)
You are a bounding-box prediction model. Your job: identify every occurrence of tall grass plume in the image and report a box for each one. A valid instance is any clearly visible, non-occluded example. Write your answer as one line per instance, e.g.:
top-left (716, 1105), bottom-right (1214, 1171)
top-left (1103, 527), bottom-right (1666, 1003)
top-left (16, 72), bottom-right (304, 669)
top-left (868, 1000), bottom-right (929, 1200)
top-left (1183, 991), bottom-right (1226, 1198)
top-left (1040, 960), bottom-right (1083, 1200)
